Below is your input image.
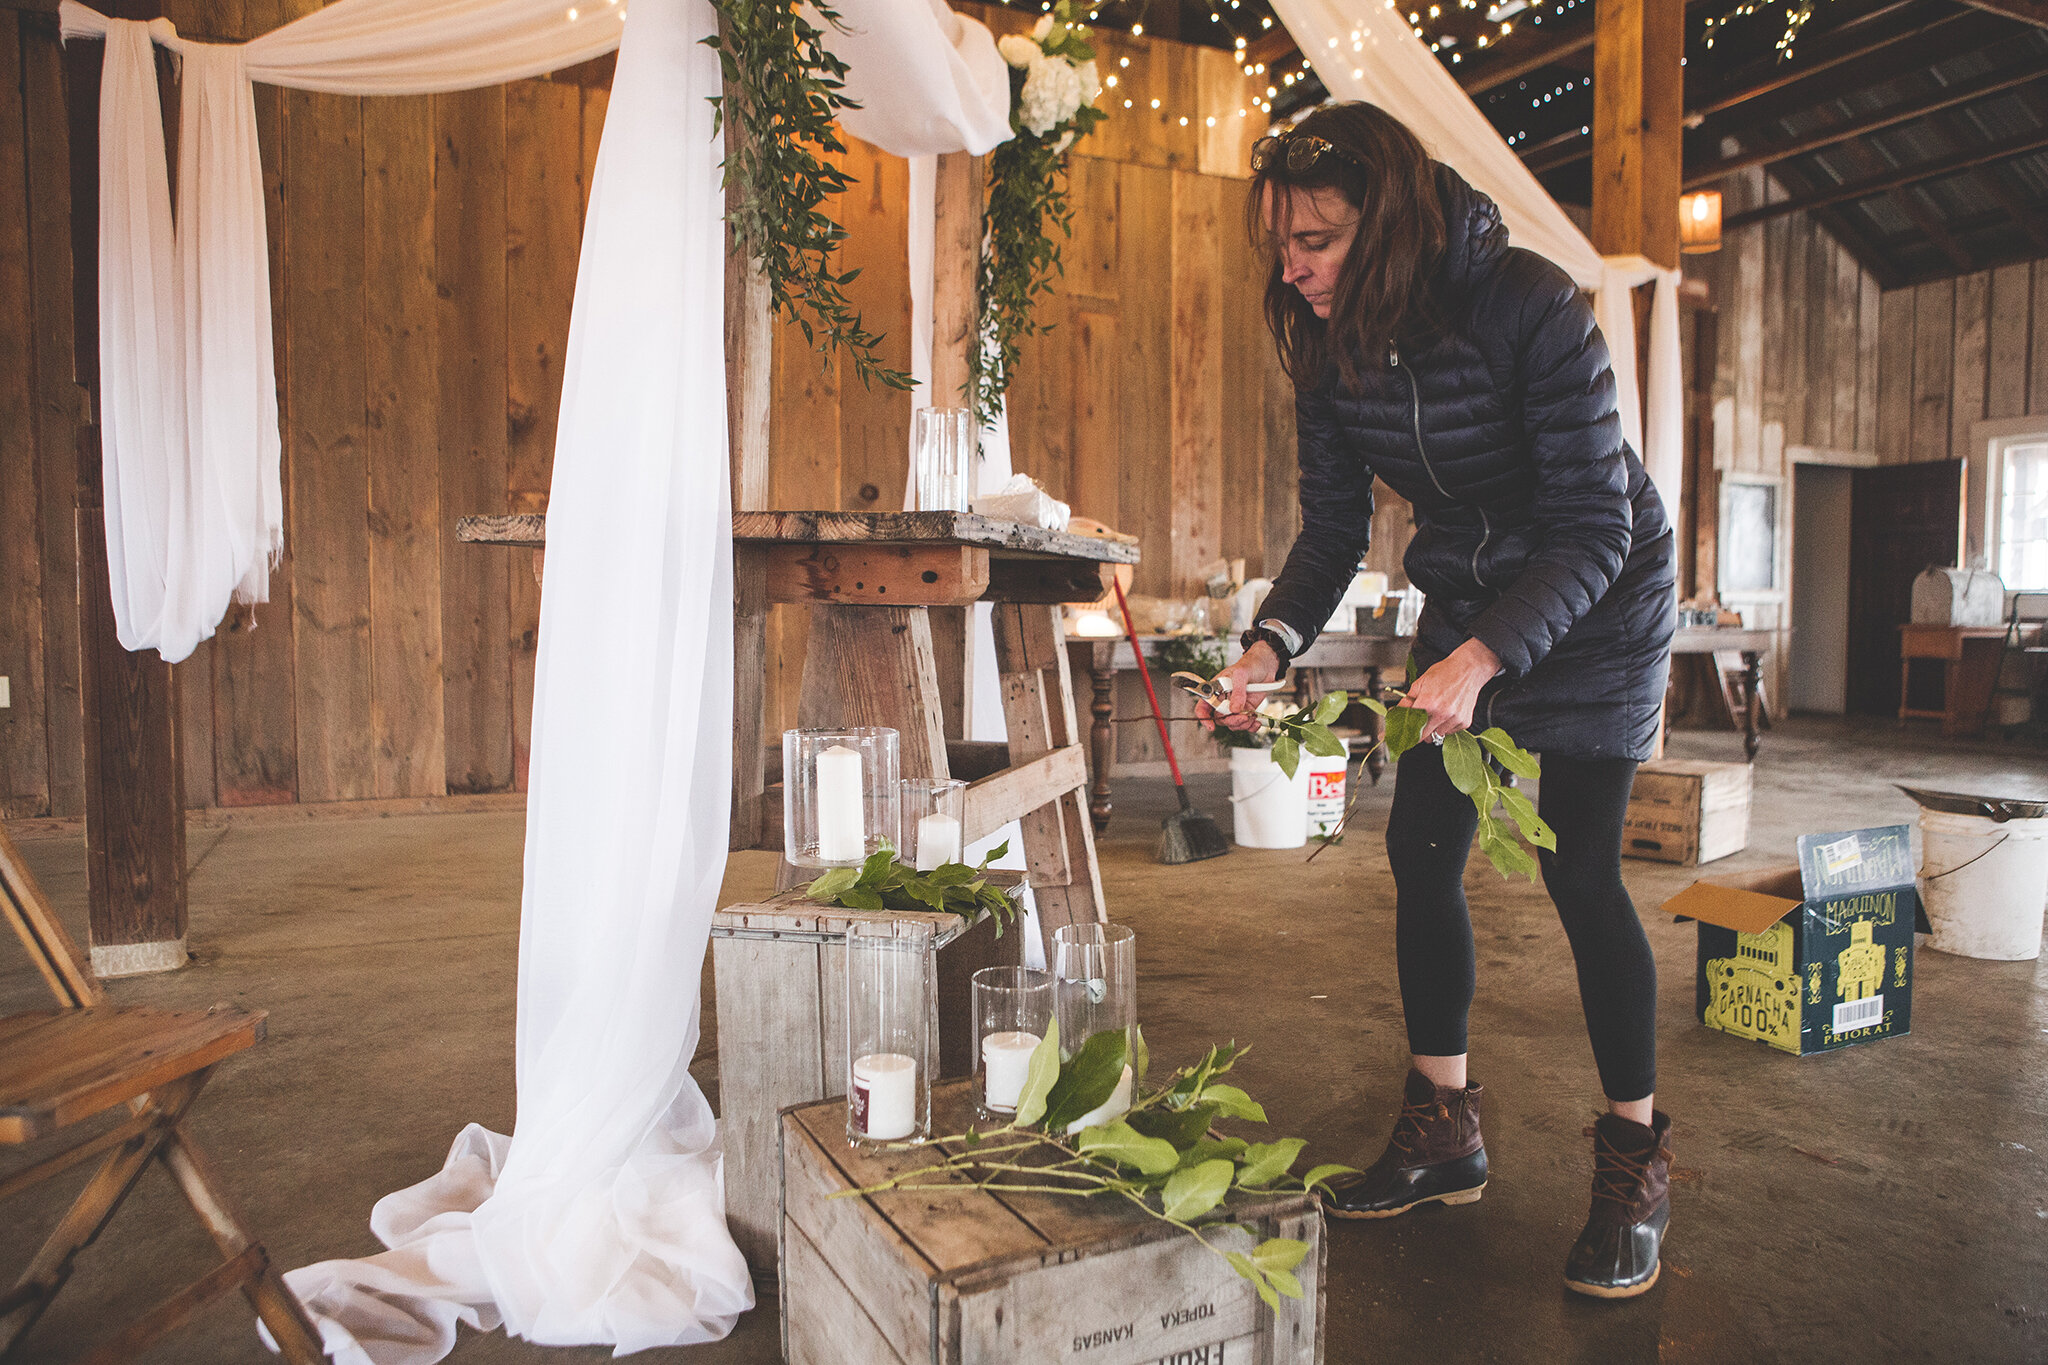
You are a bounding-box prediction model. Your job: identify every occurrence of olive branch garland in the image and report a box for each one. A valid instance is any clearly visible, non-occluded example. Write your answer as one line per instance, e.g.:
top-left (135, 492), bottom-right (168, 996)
top-left (705, 0), bottom-right (914, 395)
top-left (833, 1019), bottom-right (1355, 1314)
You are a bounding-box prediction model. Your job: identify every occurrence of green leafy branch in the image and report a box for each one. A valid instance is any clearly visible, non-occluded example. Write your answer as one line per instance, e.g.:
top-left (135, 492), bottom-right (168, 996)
top-left (1355, 694), bottom-right (1558, 882)
top-left (836, 1019), bottom-right (1354, 1313)
top-left (802, 842), bottom-right (1021, 936)
top-left (706, 0), bottom-right (912, 394)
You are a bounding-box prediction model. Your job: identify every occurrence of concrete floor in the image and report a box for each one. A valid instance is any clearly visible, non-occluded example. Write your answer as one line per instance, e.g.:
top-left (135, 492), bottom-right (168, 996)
top-left (4, 717), bottom-right (2046, 1364)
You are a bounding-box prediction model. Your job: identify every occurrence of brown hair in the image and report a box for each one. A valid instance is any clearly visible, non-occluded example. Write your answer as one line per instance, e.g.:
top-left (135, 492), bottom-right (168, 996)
top-left (1245, 102), bottom-right (1447, 394)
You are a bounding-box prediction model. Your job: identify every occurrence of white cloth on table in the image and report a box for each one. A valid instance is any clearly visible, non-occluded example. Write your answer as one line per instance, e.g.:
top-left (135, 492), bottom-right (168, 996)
top-left (1267, 0), bottom-right (1685, 513)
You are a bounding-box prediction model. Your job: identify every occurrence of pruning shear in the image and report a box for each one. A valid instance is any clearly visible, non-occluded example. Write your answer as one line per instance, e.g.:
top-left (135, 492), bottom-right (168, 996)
top-left (1170, 672), bottom-right (1288, 715)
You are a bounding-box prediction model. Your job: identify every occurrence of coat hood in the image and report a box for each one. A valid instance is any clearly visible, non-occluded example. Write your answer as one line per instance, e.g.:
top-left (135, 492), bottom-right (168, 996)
top-left (1433, 162), bottom-right (1510, 298)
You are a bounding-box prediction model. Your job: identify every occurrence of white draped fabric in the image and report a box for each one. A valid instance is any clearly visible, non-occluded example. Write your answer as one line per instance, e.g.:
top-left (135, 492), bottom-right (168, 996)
top-left (1268, 0), bottom-right (1685, 509)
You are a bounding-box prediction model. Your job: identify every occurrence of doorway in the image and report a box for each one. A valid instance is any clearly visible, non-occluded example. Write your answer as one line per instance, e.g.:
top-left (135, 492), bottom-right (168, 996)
top-left (1846, 461), bottom-right (1964, 716)
top-left (1790, 463), bottom-right (1853, 714)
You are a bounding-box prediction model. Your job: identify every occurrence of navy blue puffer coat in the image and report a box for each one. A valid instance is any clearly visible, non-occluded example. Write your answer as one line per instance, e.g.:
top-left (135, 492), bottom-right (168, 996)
top-left (1257, 165), bottom-right (1676, 761)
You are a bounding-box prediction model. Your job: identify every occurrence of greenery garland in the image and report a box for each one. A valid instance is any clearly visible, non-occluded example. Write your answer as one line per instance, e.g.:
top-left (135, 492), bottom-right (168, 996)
top-left (969, 3), bottom-right (1109, 425)
top-left (706, 0), bottom-right (913, 394)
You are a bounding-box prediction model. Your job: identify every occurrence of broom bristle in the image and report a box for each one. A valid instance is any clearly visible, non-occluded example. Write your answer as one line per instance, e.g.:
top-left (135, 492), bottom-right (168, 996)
top-left (1158, 808), bottom-right (1231, 864)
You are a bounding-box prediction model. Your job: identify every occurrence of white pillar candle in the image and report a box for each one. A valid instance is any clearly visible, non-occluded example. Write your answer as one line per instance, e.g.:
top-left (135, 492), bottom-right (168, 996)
top-left (851, 1052), bottom-right (918, 1140)
top-left (980, 1030), bottom-right (1041, 1112)
top-left (915, 813), bottom-right (963, 871)
top-left (816, 743), bottom-right (866, 863)
top-left (1063, 1062), bottom-right (1135, 1135)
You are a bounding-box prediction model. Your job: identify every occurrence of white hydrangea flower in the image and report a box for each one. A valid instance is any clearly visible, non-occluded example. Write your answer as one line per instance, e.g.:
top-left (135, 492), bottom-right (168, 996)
top-left (1019, 54), bottom-right (1084, 137)
top-left (1075, 59), bottom-right (1101, 104)
top-left (998, 34), bottom-right (1040, 69)
top-left (1031, 14), bottom-right (1054, 39)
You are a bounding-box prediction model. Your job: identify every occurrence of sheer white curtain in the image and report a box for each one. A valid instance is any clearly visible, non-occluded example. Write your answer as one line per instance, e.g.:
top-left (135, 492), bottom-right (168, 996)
top-left (1267, 0), bottom-right (1685, 509)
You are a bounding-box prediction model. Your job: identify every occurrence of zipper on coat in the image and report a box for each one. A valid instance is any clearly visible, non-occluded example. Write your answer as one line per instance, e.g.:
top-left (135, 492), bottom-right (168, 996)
top-left (1392, 343), bottom-right (1489, 587)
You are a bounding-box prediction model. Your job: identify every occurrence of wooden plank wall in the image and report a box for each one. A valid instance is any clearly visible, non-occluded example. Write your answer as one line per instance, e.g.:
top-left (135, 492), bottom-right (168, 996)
top-left (0, 1), bottom-right (611, 817)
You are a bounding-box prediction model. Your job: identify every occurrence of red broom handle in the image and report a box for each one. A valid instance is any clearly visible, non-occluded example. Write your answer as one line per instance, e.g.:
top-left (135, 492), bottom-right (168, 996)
top-left (1111, 579), bottom-right (1187, 789)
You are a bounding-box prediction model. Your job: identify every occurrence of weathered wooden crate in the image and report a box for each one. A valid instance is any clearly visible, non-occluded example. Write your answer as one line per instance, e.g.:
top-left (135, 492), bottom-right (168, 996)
top-left (1624, 758), bottom-right (1753, 866)
top-left (712, 889), bottom-right (1013, 1279)
top-left (779, 1081), bottom-right (1325, 1364)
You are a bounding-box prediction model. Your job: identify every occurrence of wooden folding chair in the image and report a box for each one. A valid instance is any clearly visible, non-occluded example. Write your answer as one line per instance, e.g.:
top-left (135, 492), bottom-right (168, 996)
top-left (0, 825), bottom-right (323, 1364)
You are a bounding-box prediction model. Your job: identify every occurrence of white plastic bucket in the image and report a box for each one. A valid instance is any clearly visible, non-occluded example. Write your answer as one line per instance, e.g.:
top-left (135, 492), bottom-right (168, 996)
top-left (1306, 752), bottom-right (1348, 840)
top-left (1918, 808), bottom-right (2048, 960)
top-left (1230, 747), bottom-right (1309, 848)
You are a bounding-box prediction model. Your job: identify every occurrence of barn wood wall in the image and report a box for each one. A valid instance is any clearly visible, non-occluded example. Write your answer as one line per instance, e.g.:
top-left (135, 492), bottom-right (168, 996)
top-left (0, 1), bottom-right (611, 818)
top-left (1684, 163), bottom-right (2048, 709)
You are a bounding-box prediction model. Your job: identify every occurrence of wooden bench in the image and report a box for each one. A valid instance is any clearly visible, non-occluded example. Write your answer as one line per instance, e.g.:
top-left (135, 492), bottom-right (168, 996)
top-left (779, 1080), bottom-right (1325, 1364)
top-left (0, 825), bottom-right (322, 1365)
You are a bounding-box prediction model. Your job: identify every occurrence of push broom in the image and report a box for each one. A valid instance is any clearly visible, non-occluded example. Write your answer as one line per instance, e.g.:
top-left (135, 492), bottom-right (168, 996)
top-left (1111, 579), bottom-right (1230, 865)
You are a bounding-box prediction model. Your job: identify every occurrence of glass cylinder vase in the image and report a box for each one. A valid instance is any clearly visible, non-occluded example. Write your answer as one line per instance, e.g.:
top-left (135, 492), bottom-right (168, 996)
top-left (845, 919), bottom-right (936, 1147)
top-left (1051, 922), bottom-right (1137, 1055)
top-left (972, 966), bottom-right (1054, 1121)
top-left (913, 407), bottom-right (976, 513)
top-left (901, 777), bottom-right (968, 871)
top-left (784, 728), bottom-right (900, 869)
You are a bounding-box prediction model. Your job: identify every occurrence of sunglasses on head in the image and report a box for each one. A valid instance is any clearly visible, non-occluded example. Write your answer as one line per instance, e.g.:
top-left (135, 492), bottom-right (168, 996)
top-left (1250, 129), bottom-right (1359, 175)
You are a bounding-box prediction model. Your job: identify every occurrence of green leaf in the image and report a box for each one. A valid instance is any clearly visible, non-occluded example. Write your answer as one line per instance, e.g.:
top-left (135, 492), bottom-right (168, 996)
top-left (804, 867), bottom-right (860, 901)
top-left (1180, 1136), bottom-right (1249, 1168)
top-left (1271, 734), bottom-right (1301, 780)
top-left (839, 886), bottom-right (883, 911)
top-left (1012, 1018), bottom-right (1061, 1128)
top-left (1475, 727), bottom-right (1541, 779)
top-left (978, 839), bottom-right (1011, 865)
top-left (1299, 1163), bottom-right (1358, 1193)
top-left (1299, 724), bottom-right (1347, 759)
top-left (1127, 1102), bottom-right (1220, 1150)
top-left (1198, 1084), bottom-right (1267, 1123)
top-left (1161, 1158), bottom-right (1234, 1221)
top-left (1075, 1121), bottom-right (1180, 1175)
top-left (1442, 731), bottom-right (1488, 794)
top-left (1313, 692), bottom-right (1348, 726)
top-left (1235, 1137), bottom-right (1306, 1188)
top-left (1497, 784), bottom-right (1558, 852)
top-left (1251, 1237), bottom-right (1310, 1276)
top-left (1130, 1023), bottom-right (1149, 1085)
top-left (859, 847), bottom-right (896, 886)
top-left (1382, 706), bottom-right (1426, 761)
top-left (1041, 1028), bottom-right (1129, 1134)
top-left (1358, 696), bottom-right (1387, 717)
top-left (925, 863), bottom-right (976, 887)
top-left (1477, 824), bottom-right (1540, 882)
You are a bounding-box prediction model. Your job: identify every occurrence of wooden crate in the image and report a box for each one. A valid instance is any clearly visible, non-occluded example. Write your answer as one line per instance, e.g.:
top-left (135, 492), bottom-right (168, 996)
top-left (712, 890), bottom-right (1013, 1280)
top-left (1624, 759), bottom-right (1752, 866)
top-left (779, 1081), bottom-right (1325, 1365)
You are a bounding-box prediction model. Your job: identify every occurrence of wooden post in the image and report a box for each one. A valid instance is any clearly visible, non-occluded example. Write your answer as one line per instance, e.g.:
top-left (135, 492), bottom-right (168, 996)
top-left (64, 8), bottom-right (187, 976)
top-left (723, 43), bottom-right (773, 851)
top-left (1590, 0), bottom-right (1683, 270)
top-left (926, 151), bottom-right (982, 743)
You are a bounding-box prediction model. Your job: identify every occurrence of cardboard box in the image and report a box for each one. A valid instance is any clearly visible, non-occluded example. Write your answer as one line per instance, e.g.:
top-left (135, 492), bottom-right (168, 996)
top-left (1663, 825), bottom-right (1917, 1055)
top-left (1623, 759), bottom-right (1752, 865)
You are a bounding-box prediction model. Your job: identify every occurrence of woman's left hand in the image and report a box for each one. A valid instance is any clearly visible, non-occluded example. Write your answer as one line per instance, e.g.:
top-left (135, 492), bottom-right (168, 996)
top-left (1403, 639), bottom-right (1504, 743)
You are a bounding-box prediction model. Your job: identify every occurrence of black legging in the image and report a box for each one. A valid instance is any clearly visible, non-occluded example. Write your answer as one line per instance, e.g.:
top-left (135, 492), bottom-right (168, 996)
top-left (1384, 741), bottom-right (1657, 1102)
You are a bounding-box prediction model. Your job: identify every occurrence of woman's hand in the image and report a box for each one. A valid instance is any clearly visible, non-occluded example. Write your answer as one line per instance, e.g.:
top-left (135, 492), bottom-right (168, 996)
top-left (1195, 641), bottom-right (1282, 733)
top-left (1403, 639), bottom-right (1503, 743)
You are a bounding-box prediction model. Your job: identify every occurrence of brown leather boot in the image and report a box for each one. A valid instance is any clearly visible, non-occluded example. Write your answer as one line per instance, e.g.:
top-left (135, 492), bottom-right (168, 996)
top-left (1319, 1068), bottom-right (1487, 1219)
top-left (1564, 1111), bottom-right (1672, 1298)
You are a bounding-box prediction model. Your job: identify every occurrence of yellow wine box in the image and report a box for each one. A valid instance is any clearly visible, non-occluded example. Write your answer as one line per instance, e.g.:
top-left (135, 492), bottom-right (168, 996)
top-left (1622, 759), bottom-right (1752, 865)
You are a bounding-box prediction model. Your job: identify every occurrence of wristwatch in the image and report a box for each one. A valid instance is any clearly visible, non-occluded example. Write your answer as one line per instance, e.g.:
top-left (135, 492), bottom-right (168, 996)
top-left (1240, 619), bottom-right (1299, 680)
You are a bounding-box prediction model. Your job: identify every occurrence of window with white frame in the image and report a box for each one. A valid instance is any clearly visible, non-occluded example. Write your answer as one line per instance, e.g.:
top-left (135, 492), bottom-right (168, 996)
top-left (1994, 437), bottom-right (2048, 591)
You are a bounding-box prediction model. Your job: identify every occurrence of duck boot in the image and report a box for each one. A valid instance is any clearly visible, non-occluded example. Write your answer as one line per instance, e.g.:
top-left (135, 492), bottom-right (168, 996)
top-left (1564, 1111), bottom-right (1673, 1299)
top-left (1320, 1068), bottom-right (1487, 1219)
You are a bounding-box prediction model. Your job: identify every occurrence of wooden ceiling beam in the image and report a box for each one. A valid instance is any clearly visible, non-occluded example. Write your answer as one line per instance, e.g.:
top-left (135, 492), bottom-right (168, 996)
top-left (1683, 65), bottom-right (2048, 189)
top-left (1928, 104), bottom-right (2048, 256)
top-left (1958, 0), bottom-right (2048, 26)
top-left (1458, 22), bottom-right (1596, 95)
top-left (1721, 124), bottom-right (2048, 229)
top-left (1687, 4), bottom-right (1963, 120)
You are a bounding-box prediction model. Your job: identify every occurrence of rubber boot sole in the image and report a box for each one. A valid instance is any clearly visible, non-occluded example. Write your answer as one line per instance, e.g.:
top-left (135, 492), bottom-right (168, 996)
top-left (1324, 1182), bottom-right (1486, 1220)
top-left (1564, 1261), bottom-right (1661, 1299)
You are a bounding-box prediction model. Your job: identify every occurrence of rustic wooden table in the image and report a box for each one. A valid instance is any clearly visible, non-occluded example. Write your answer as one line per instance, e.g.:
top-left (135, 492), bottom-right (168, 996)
top-left (1671, 626), bottom-right (1775, 760)
top-left (1897, 623), bottom-right (2008, 738)
top-left (1063, 633), bottom-right (1415, 832)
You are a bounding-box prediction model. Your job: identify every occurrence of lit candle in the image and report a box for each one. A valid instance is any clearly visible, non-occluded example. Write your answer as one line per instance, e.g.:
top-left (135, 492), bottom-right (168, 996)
top-left (915, 813), bottom-right (962, 871)
top-left (1063, 1062), bottom-right (1135, 1135)
top-left (851, 1052), bottom-right (917, 1140)
top-left (816, 743), bottom-right (865, 863)
top-left (981, 1030), bottom-right (1041, 1112)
